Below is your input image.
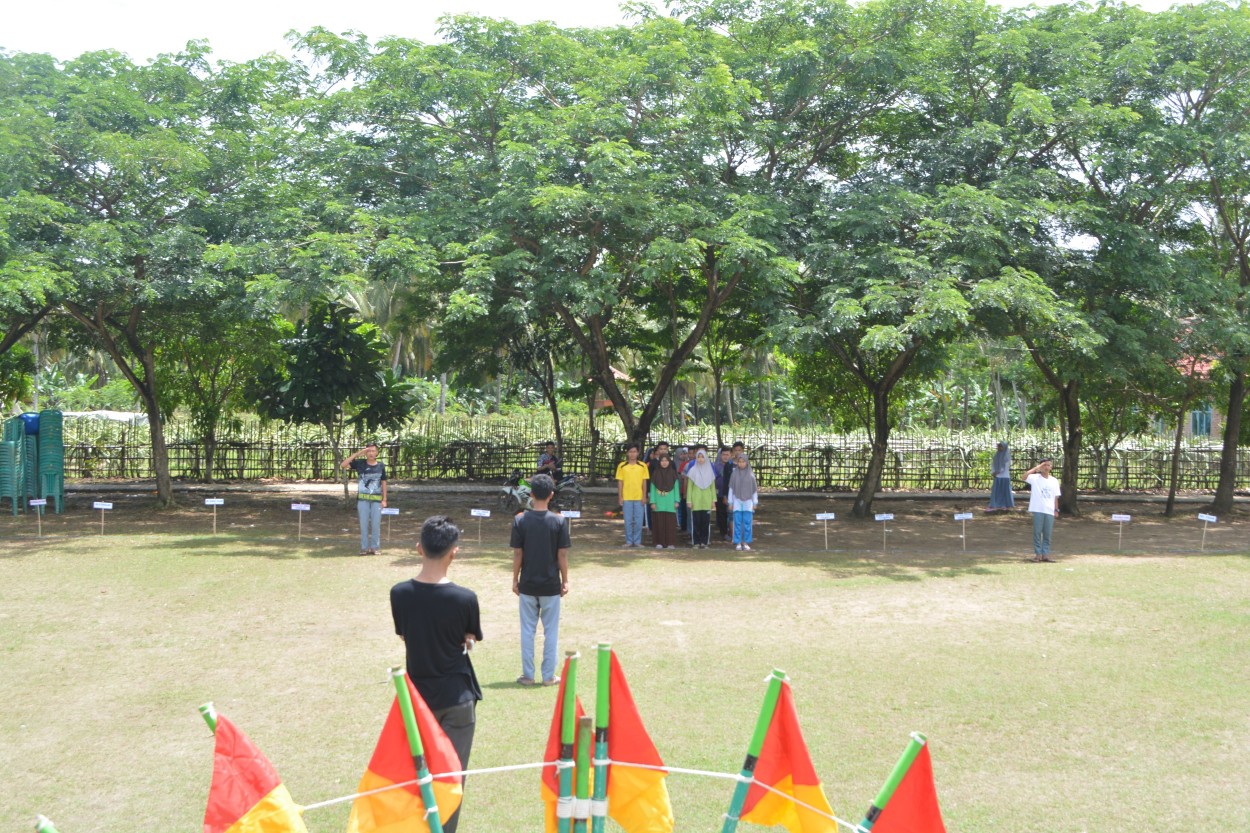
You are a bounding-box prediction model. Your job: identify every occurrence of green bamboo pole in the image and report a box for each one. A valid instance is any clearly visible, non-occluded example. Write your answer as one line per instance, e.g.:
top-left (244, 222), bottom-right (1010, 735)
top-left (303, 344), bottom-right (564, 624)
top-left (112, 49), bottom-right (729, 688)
top-left (557, 650), bottom-right (580, 833)
top-left (198, 702), bottom-right (218, 733)
top-left (720, 669), bottom-right (787, 833)
top-left (390, 666), bottom-right (445, 833)
top-left (574, 715), bottom-right (594, 832)
top-left (34, 815), bottom-right (61, 833)
top-left (591, 644), bottom-right (611, 833)
top-left (857, 732), bottom-right (927, 832)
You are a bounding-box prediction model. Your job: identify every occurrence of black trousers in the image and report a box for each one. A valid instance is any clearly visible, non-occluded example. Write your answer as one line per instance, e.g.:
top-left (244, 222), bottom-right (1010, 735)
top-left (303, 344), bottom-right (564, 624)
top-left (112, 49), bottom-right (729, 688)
top-left (433, 700), bottom-right (476, 833)
top-left (716, 499), bottom-right (729, 537)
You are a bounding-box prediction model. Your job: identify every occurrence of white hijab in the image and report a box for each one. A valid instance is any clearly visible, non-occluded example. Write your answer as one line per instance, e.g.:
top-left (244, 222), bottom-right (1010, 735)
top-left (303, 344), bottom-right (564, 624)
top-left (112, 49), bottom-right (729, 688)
top-left (688, 449), bottom-right (716, 490)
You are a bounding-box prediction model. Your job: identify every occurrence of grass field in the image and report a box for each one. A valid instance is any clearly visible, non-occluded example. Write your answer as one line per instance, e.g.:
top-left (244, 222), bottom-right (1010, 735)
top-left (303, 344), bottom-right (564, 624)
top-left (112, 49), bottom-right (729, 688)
top-left (3, 493), bottom-right (1249, 832)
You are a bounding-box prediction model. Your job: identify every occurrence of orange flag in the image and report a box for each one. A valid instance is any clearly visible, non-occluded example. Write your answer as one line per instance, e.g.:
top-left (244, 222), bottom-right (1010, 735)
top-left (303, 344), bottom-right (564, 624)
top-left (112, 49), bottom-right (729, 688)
top-left (203, 714), bottom-right (307, 833)
top-left (542, 659), bottom-right (586, 833)
top-left (605, 651), bottom-right (674, 833)
top-left (347, 675), bottom-right (463, 833)
top-left (872, 744), bottom-right (946, 833)
top-left (741, 681), bottom-right (837, 833)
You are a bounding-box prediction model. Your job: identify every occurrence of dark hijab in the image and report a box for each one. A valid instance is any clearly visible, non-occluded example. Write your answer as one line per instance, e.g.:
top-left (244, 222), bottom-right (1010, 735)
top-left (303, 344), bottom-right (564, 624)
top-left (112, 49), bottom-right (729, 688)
top-left (651, 457), bottom-right (678, 492)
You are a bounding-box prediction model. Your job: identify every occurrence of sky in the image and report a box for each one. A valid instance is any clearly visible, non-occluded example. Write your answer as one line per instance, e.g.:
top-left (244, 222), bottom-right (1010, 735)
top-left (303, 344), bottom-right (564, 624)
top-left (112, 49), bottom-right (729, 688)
top-left (4, 0), bottom-right (1188, 64)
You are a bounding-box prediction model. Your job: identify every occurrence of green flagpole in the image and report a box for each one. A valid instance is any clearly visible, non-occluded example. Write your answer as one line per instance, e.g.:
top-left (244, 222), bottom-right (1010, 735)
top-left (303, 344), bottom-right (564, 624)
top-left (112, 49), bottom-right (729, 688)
top-left (720, 669), bottom-right (786, 833)
top-left (198, 701), bottom-right (218, 733)
top-left (391, 666), bottom-right (446, 833)
top-left (34, 815), bottom-right (61, 833)
top-left (574, 714), bottom-right (594, 832)
top-left (558, 651), bottom-right (581, 833)
top-left (591, 643), bottom-right (611, 833)
top-left (857, 732), bottom-right (926, 832)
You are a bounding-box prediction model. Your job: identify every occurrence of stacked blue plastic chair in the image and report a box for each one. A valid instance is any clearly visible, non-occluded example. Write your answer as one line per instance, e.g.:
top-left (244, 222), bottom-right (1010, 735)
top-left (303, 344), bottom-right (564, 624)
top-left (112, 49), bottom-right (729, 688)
top-left (2, 417), bottom-right (24, 514)
top-left (0, 438), bottom-right (17, 515)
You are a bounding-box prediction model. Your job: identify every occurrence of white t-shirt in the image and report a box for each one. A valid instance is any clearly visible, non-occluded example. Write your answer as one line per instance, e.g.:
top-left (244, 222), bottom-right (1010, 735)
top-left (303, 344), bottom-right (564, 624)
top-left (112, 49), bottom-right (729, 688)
top-left (1026, 473), bottom-right (1061, 515)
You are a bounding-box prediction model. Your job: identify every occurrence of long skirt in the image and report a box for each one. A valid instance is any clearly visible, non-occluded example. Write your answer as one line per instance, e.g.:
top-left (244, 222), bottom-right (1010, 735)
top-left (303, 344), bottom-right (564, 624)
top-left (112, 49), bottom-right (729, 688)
top-left (989, 476), bottom-right (1015, 509)
top-left (651, 511), bottom-right (677, 547)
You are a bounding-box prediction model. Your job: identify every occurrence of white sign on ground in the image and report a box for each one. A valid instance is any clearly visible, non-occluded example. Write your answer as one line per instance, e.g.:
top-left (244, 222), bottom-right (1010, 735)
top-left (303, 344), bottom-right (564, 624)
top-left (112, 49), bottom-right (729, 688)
top-left (381, 507), bottom-right (400, 516)
top-left (93, 501), bottom-right (113, 510)
top-left (1198, 513), bottom-right (1217, 523)
top-left (205, 498), bottom-right (224, 506)
top-left (954, 512), bottom-right (973, 521)
top-left (1111, 513), bottom-right (1131, 523)
top-left (291, 503), bottom-right (310, 512)
top-left (875, 513), bottom-right (894, 522)
top-left (562, 510), bottom-right (582, 519)
top-left (470, 508), bottom-right (492, 518)
top-left (816, 512), bottom-right (836, 521)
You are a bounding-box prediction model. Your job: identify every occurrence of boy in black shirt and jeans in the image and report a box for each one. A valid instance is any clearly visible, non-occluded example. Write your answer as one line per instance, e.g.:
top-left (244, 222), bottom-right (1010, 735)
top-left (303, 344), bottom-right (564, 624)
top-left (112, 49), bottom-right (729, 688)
top-left (390, 516), bottom-right (483, 833)
top-left (510, 474), bottom-right (570, 686)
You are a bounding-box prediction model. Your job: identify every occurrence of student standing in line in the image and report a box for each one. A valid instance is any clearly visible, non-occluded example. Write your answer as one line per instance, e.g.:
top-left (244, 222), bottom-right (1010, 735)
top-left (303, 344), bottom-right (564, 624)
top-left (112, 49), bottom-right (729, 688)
top-left (648, 455), bottom-right (679, 549)
top-left (686, 449), bottom-right (717, 549)
top-left (728, 453), bottom-right (759, 551)
top-left (616, 444), bottom-right (650, 547)
top-left (673, 447), bottom-right (691, 532)
top-left (987, 441), bottom-right (1015, 511)
top-left (510, 475), bottom-right (570, 685)
top-left (341, 442), bottom-right (387, 555)
top-left (714, 446), bottom-right (734, 542)
top-left (1022, 458), bottom-right (1061, 562)
top-left (390, 516), bottom-right (482, 833)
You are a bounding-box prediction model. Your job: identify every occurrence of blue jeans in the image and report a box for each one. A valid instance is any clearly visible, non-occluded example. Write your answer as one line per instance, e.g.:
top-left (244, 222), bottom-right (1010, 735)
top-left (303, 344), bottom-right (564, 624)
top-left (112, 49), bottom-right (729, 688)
top-left (1032, 512), bottom-right (1054, 555)
top-left (623, 500), bottom-right (645, 545)
top-left (733, 510), bottom-right (754, 544)
top-left (519, 594), bottom-right (561, 682)
top-left (357, 499), bottom-right (381, 550)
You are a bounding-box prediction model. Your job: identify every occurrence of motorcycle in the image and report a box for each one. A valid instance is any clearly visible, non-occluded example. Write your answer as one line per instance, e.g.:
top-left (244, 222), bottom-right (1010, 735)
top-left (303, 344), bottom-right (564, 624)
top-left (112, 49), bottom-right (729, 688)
top-left (549, 472), bottom-right (584, 513)
top-left (499, 469), bottom-right (584, 513)
top-left (499, 469), bottom-right (532, 512)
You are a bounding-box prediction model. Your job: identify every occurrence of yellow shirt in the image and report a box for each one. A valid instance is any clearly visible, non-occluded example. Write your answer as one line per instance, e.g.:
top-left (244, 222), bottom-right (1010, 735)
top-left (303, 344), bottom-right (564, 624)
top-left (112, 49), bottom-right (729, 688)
top-left (615, 461), bottom-right (650, 501)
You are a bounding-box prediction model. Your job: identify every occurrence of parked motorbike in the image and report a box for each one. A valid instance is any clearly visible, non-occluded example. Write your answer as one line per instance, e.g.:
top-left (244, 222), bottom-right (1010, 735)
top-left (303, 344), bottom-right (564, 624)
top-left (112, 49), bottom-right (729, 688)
top-left (499, 470), bottom-right (531, 512)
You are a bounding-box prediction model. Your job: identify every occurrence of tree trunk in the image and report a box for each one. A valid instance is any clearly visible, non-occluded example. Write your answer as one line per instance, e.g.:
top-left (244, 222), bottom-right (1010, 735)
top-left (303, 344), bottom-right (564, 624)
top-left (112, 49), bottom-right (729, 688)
top-left (852, 387), bottom-right (891, 518)
top-left (713, 367), bottom-right (724, 448)
top-left (1058, 381), bottom-right (1081, 516)
top-left (1165, 405), bottom-right (1187, 517)
top-left (204, 431), bottom-right (217, 483)
top-left (1210, 368), bottom-right (1245, 514)
top-left (438, 372), bottom-right (447, 415)
top-left (136, 372), bottom-right (174, 508)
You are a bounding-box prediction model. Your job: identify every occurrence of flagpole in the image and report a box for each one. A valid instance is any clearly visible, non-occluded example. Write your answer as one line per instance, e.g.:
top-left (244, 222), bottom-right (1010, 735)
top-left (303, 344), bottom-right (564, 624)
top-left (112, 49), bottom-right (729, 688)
top-left (720, 668), bottom-right (786, 833)
top-left (591, 643), bottom-right (611, 833)
top-left (574, 714), bottom-right (594, 832)
top-left (558, 651), bottom-right (581, 833)
top-left (34, 815), bottom-right (61, 833)
top-left (857, 732), bottom-right (927, 832)
top-left (390, 666), bottom-right (446, 833)
top-left (198, 701), bottom-right (218, 733)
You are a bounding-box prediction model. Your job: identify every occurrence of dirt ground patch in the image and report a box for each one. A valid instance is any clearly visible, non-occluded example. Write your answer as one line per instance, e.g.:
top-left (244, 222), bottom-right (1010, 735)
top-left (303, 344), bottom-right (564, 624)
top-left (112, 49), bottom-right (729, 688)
top-left (4, 485), bottom-right (1244, 560)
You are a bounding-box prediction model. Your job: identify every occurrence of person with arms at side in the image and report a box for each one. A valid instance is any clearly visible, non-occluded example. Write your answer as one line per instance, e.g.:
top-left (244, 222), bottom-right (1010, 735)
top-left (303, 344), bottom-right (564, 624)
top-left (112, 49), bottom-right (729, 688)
top-left (510, 474), bottom-right (570, 686)
top-left (686, 448), bottom-right (717, 549)
top-left (390, 516), bottom-right (483, 833)
top-left (728, 453), bottom-right (759, 551)
top-left (673, 446), bottom-right (690, 532)
top-left (987, 441), bottom-right (1015, 511)
top-left (649, 455), bottom-right (679, 549)
top-left (616, 443), bottom-right (649, 547)
top-left (1022, 458), bottom-right (1061, 562)
top-left (714, 446), bottom-right (734, 542)
top-left (341, 442), bottom-right (387, 555)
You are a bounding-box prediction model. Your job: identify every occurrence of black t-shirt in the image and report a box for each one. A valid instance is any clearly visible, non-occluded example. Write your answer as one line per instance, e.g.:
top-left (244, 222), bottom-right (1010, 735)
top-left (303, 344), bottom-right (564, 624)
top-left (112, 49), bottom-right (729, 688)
top-left (350, 459), bottom-right (387, 498)
top-left (509, 509), bottom-right (571, 596)
top-left (390, 579), bottom-right (483, 711)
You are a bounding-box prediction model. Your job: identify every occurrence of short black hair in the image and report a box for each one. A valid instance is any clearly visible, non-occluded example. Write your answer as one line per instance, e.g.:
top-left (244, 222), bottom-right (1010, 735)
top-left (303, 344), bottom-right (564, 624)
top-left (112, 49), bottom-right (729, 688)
top-left (656, 440), bottom-right (669, 447)
top-left (531, 473), bottom-right (555, 499)
top-left (544, 440), bottom-right (555, 447)
top-left (732, 441), bottom-right (745, 450)
top-left (626, 442), bottom-right (640, 452)
top-left (420, 515), bottom-right (460, 558)
top-left (364, 441), bottom-right (379, 450)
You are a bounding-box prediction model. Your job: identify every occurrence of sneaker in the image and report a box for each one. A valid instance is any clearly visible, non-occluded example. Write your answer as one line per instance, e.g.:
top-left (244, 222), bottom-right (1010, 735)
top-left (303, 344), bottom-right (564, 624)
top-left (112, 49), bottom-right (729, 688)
top-left (735, 544), bottom-right (743, 551)
top-left (743, 544), bottom-right (752, 551)
top-left (359, 550), bottom-right (369, 556)
top-left (542, 676), bottom-right (561, 687)
top-left (656, 544), bottom-right (664, 549)
top-left (516, 676), bottom-right (537, 686)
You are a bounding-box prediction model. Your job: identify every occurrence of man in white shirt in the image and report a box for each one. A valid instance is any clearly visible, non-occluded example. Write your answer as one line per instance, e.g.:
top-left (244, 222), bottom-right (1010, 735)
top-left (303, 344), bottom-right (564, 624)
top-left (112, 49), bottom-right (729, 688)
top-left (1023, 458), bottom-right (1061, 562)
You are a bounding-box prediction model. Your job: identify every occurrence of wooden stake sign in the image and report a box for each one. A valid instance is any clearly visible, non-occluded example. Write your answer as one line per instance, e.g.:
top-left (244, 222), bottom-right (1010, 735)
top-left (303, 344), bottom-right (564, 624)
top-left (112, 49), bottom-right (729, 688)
top-left (815, 512), bottom-right (836, 550)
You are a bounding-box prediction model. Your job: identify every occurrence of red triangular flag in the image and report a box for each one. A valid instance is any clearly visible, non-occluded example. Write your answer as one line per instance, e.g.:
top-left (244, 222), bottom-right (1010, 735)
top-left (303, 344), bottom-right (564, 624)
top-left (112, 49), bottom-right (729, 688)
top-left (605, 651), bottom-right (673, 833)
top-left (204, 714), bottom-right (307, 833)
top-left (872, 743), bottom-right (946, 833)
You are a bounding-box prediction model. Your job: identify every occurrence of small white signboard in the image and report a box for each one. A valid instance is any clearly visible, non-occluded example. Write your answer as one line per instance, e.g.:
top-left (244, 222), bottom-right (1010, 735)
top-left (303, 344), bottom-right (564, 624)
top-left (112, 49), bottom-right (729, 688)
top-left (816, 512), bottom-right (836, 521)
top-left (1198, 513), bottom-right (1217, 523)
top-left (954, 512), bottom-right (973, 521)
top-left (30, 498), bottom-right (47, 507)
top-left (470, 508), bottom-right (492, 518)
top-left (1111, 513), bottom-right (1131, 523)
top-left (562, 510), bottom-right (582, 519)
top-left (875, 513), bottom-right (894, 522)
top-left (381, 507), bottom-right (400, 516)
top-left (205, 498), bottom-right (225, 506)
top-left (93, 501), bottom-right (113, 510)
top-left (291, 503), bottom-right (311, 512)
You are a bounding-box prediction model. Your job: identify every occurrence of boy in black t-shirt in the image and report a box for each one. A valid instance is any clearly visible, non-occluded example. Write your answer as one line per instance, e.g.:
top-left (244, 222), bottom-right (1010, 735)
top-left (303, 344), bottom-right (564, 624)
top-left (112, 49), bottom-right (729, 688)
top-left (510, 474), bottom-right (570, 686)
top-left (390, 515), bottom-right (482, 833)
